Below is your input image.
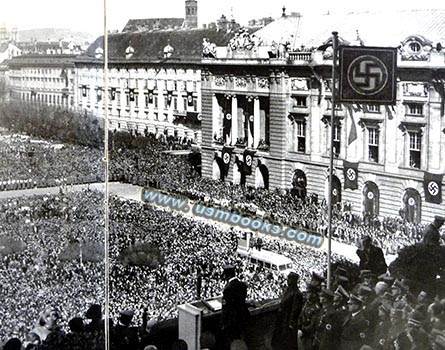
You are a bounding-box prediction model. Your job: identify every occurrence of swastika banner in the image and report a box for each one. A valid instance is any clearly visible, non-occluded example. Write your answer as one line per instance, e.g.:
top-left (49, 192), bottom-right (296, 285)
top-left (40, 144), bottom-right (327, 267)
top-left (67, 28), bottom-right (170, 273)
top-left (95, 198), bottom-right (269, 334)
top-left (243, 149), bottom-right (256, 175)
top-left (221, 146), bottom-right (233, 176)
top-left (343, 160), bottom-right (358, 190)
top-left (424, 172), bottom-right (443, 204)
top-left (339, 46), bottom-right (397, 104)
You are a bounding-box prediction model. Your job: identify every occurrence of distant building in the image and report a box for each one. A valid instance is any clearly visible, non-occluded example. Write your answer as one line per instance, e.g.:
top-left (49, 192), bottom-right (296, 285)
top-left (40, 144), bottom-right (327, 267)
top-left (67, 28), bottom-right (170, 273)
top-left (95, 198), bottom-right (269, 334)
top-left (17, 39), bottom-right (84, 55)
top-left (7, 54), bottom-right (76, 107)
top-left (247, 17), bottom-right (274, 28)
top-left (122, 0), bottom-right (198, 32)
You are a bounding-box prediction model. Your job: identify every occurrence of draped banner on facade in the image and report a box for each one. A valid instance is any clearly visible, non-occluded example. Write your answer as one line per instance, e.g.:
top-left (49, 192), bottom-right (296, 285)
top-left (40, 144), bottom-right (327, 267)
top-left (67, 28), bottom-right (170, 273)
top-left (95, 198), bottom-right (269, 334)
top-left (343, 161), bottom-right (359, 190)
top-left (148, 90), bottom-right (154, 104)
top-left (187, 92), bottom-right (194, 107)
top-left (222, 146), bottom-right (233, 176)
top-left (424, 172), bottom-right (443, 204)
top-left (129, 89), bottom-right (135, 102)
top-left (223, 112), bottom-right (232, 142)
top-left (243, 149), bottom-right (256, 175)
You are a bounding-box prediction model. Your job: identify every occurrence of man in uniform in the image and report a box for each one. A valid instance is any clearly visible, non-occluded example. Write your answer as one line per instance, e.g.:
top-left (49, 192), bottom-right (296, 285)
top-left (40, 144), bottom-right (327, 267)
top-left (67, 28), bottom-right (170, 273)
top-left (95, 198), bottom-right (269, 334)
top-left (314, 288), bottom-right (340, 350)
top-left (339, 294), bottom-right (370, 350)
top-left (422, 216), bottom-right (445, 246)
top-left (299, 283), bottom-right (321, 350)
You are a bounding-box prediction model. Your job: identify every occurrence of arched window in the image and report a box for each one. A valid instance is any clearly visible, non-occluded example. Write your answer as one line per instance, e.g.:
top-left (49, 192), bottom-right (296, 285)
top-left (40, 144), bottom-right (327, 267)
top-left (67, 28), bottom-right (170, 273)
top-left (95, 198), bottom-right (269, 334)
top-left (402, 188), bottom-right (421, 223)
top-left (363, 181), bottom-right (379, 216)
top-left (292, 169), bottom-right (307, 199)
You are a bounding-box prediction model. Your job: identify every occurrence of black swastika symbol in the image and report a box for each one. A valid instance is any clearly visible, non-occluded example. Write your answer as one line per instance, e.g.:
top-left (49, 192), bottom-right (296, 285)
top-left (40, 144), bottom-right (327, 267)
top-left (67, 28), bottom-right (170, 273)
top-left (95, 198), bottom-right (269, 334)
top-left (347, 55), bottom-right (388, 96)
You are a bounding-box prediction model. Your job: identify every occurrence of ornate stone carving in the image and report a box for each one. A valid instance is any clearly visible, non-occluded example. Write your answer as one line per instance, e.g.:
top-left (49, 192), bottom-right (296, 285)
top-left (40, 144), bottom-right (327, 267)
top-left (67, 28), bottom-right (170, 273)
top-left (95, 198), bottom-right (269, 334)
top-left (400, 35), bottom-right (433, 61)
top-left (214, 76), bottom-right (226, 87)
top-left (257, 78), bottom-right (269, 89)
top-left (291, 78), bottom-right (309, 91)
top-left (402, 82), bottom-right (428, 97)
top-left (235, 77), bottom-right (247, 88)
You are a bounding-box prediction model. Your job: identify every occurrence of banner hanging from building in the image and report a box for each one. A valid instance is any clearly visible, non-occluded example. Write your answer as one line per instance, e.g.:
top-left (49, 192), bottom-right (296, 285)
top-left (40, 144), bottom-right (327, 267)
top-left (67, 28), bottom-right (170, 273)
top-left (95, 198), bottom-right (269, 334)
top-left (339, 46), bottom-right (397, 104)
top-left (424, 172), bottom-right (443, 204)
top-left (243, 149), bottom-right (256, 175)
top-left (222, 146), bottom-right (233, 176)
top-left (343, 161), bottom-right (359, 190)
top-left (129, 89), bottom-right (135, 102)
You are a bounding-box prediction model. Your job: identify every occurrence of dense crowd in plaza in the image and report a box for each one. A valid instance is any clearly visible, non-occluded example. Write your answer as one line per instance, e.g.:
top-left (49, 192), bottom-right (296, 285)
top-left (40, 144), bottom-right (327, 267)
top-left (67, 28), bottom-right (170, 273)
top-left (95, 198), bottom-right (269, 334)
top-left (0, 132), bottom-right (103, 186)
top-left (109, 137), bottom-right (427, 255)
top-left (0, 189), bottom-right (105, 347)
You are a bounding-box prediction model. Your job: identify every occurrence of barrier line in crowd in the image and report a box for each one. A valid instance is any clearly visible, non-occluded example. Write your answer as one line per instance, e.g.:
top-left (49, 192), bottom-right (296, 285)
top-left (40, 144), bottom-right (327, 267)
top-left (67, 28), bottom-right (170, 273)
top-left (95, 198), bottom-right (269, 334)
top-left (142, 188), bottom-right (324, 248)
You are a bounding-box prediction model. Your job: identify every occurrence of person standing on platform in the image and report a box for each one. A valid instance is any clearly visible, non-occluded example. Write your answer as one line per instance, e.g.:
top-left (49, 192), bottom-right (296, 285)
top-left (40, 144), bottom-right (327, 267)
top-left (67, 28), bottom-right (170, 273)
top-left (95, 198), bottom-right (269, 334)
top-left (357, 236), bottom-right (387, 276)
top-left (271, 271), bottom-right (303, 350)
top-left (219, 265), bottom-right (250, 350)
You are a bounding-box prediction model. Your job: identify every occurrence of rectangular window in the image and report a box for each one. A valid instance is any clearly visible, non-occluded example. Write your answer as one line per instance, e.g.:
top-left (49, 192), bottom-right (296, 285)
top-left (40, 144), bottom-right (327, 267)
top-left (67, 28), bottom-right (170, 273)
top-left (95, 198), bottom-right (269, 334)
top-left (126, 94), bottom-right (130, 107)
top-left (296, 96), bottom-right (307, 107)
top-left (407, 103), bottom-right (423, 116)
top-left (409, 131), bottom-right (421, 169)
top-left (296, 121), bottom-right (306, 153)
top-left (173, 97), bottom-right (177, 110)
top-left (368, 128), bottom-right (379, 162)
top-left (183, 97), bottom-right (187, 111)
top-left (164, 96), bottom-right (168, 109)
top-left (193, 99), bottom-right (198, 111)
top-left (145, 94), bottom-right (149, 108)
top-left (116, 92), bottom-right (121, 107)
top-left (135, 93), bottom-right (138, 108)
top-left (367, 104), bottom-right (380, 113)
top-left (154, 96), bottom-right (158, 108)
top-left (333, 125), bottom-right (341, 158)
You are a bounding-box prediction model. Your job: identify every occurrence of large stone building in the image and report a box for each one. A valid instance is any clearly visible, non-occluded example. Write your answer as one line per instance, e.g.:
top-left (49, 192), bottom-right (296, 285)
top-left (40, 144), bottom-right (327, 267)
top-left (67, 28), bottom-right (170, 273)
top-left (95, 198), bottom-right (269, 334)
top-left (200, 9), bottom-right (445, 224)
top-left (74, 28), bottom-right (232, 142)
top-left (6, 54), bottom-right (76, 107)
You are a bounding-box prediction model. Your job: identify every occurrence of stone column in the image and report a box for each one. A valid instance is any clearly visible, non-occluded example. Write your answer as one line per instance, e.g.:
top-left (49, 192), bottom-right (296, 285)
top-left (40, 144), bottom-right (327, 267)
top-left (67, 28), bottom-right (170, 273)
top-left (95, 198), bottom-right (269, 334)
top-left (253, 96), bottom-right (260, 148)
top-left (231, 95), bottom-right (238, 145)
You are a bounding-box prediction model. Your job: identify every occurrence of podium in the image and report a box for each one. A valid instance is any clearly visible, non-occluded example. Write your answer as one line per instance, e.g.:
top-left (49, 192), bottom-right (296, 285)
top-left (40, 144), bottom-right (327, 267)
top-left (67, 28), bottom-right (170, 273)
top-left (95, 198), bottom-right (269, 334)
top-left (177, 303), bottom-right (202, 350)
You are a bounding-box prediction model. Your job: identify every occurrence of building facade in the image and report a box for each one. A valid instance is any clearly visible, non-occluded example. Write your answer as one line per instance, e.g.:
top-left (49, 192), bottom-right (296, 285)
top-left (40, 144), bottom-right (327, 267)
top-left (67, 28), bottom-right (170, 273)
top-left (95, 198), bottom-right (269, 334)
top-left (74, 27), bottom-right (232, 142)
top-left (6, 54), bottom-right (76, 107)
top-left (200, 10), bottom-right (445, 224)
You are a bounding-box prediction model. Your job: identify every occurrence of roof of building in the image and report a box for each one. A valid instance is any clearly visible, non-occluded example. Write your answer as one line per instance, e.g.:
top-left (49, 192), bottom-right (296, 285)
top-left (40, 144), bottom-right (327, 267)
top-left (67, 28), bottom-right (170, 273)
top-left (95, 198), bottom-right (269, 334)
top-left (255, 9), bottom-right (445, 49)
top-left (83, 28), bottom-right (235, 62)
top-left (122, 18), bottom-right (185, 33)
top-left (7, 54), bottom-right (76, 68)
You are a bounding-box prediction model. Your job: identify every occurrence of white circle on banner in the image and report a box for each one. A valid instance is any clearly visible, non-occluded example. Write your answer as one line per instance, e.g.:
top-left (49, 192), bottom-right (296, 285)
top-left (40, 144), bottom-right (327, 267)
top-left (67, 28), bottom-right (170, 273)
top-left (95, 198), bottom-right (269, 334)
top-left (245, 155), bottom-right (252, 167)
top-left (428, 181), bottom-right (439, 196)
top-left (226, 114), bottom-right (232, 120)
top-left (347, 168), bottom-right (356, 181)
top-left (367, 192), bottom-right (374, 200)
top-left (223, 153), bottom-right (230, 164)
top-left (332, 188), bottom-right (338, 196)
top-left (347, 55), bottom-right (388, 96)
top-left (408, 197), bottom-right (416, 206)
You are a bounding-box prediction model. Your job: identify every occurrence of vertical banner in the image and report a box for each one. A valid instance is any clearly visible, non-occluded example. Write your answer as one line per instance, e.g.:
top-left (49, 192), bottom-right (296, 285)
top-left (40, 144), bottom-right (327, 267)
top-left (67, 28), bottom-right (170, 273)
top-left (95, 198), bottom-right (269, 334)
top-left (222, 146), bottom-right (233, 176)
top-left (243, 149), bottom-right (256, 175)
top-left (187, 92), bottom-right (194, 107)
top-left (343, 161), bottom-right (358, 190)
top-left (424, 172), bottom-right (443, 204)
top-left (129, 89), bottom-right (135, 102)
top-left (110, 88), bottom-right (116, 101)
top-left (148, 90), bottom-right (154, 104)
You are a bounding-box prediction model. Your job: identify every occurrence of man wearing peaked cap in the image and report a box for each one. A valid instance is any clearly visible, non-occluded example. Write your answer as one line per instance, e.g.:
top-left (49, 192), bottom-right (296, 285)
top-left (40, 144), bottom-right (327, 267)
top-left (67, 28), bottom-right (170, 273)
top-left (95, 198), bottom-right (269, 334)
top-left (112, 310), bottom-right (139, 350)
top-left (310, 272), bottom-right (325, 290)
top-left (314, 288), bottom-right (339, 350)
top-left (378, 273), bottom-right (395, 286)
top-left (357, 235), bottom-right (387, 276)
top-left (340, 294), bottom-right (370, 350)
top-left (299, 282), bottom-right (322, 350)
top-left (395, 310), bottom-right (429, 349)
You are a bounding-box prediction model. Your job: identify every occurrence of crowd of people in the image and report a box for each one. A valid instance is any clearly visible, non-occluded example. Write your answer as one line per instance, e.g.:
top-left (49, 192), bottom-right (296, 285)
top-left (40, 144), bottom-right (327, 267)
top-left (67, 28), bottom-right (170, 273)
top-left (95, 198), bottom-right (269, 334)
top-left (0, 132), bottom-right (103, 187)
top-left (0, 189), bottom-right (105, 345)
top-left (109, 138), bottom-right (428, 255)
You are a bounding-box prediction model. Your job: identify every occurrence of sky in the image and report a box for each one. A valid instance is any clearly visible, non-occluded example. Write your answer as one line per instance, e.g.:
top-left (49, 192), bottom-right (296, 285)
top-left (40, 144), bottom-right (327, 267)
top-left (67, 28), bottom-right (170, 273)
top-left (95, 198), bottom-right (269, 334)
top-left (2, 0), bottom-right (445, 38)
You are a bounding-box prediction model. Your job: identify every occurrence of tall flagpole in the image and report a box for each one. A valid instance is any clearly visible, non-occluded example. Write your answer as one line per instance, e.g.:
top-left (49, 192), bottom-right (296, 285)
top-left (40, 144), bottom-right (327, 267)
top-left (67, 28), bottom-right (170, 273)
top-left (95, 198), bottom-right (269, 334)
top-left (327, 31), bottom-right (339, 291)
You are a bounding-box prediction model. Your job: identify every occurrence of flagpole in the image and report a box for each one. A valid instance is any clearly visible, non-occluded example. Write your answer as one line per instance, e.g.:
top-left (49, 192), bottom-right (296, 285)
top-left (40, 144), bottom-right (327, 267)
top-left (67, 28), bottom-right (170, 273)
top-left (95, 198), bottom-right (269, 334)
top-left (327, 31), bottom-right (339, 291)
